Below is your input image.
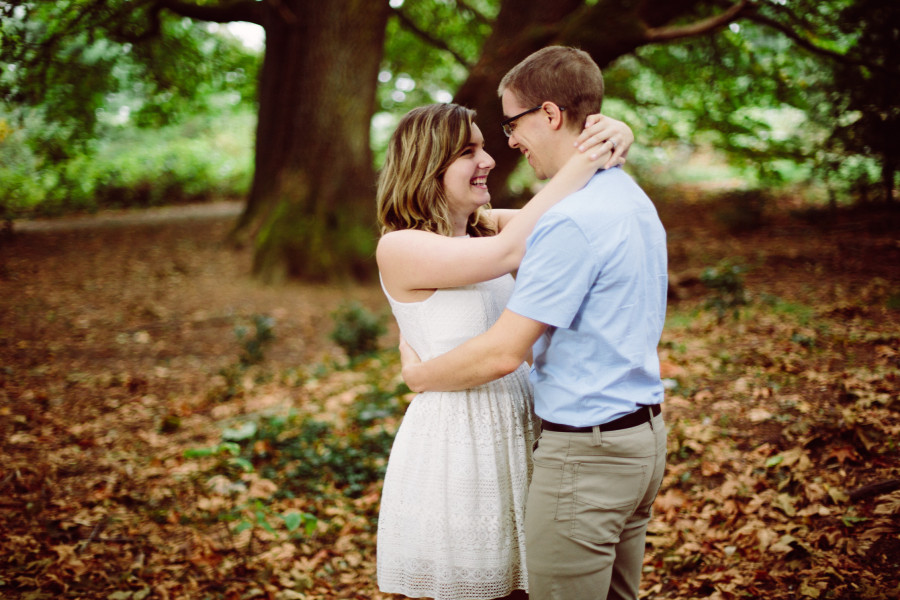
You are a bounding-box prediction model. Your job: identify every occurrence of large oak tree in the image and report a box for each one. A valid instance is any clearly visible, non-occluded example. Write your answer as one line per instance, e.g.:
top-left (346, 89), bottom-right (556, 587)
top-left (165, 0), bottom-right (751, 282)
top-left (156, 0), bottom-right (392, 282)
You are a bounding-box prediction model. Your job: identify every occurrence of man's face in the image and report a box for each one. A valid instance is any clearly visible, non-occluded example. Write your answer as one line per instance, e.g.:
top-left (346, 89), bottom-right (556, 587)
top-left (501, 89), bottom-right (551, 180)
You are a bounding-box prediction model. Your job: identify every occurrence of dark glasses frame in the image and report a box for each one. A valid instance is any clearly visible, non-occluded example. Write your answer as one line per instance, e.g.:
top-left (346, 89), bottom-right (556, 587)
top-left (500, 104), bottom-right (565, 137)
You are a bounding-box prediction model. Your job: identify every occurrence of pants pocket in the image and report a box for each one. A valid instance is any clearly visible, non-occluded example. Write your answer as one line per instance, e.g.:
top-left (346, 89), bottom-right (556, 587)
top-left (570, 461), bottom-right (647, 544)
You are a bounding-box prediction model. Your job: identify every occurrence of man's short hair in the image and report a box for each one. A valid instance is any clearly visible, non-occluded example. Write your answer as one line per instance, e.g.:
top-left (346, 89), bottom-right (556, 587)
top-left (498, 46), bottom-right (604, 134)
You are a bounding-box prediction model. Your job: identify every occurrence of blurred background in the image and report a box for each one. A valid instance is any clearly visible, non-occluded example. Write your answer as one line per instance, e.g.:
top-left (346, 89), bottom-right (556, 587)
top-left (2, 0), bottom-right (896, 280)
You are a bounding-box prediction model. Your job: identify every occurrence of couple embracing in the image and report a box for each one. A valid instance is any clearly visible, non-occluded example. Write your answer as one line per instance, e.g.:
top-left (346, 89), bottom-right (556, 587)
top-left (375, 46), bottom-right (668, 600)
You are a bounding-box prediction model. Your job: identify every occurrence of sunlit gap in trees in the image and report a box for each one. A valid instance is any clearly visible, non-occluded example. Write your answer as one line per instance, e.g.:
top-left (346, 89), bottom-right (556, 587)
top-left (379, 71), bottom-right (413, 104)
top-left (203, 21), bottom-right (266, 51)
top-left (371, 68), bottom-right (454, 167)
top-left (5, 3), bottom-right (26, 20)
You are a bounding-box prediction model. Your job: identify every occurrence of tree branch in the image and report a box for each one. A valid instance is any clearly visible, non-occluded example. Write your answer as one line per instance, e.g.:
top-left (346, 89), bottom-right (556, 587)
top-left (156, 0), bottom-right (263, 25)
top-left (740, 8), bottom-right (890, 74)
top-left (111, 1), bottom-right (165, 43)
top-left (456, 0), bottom-right (492, 27)
top-left (644, 0), bottom-right (748, 43)
top-left (390, 7), bottom-right (472, 69)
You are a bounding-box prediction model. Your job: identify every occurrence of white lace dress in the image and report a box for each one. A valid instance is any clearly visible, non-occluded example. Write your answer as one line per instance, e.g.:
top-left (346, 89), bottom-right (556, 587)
top-left (377, 274), bottom-right (538, 600)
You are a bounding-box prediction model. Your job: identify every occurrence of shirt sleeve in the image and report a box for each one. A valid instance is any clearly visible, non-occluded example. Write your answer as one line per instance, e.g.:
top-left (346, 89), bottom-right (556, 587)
top-left (506, 212), bottom-right (599, 329)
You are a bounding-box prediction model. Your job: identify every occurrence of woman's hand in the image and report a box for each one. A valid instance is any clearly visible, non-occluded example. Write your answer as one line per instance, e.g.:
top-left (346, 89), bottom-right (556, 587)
top-left (575, 114), bottom-right (634, 170)
top-left (398, 335), bottom-right (423, 388)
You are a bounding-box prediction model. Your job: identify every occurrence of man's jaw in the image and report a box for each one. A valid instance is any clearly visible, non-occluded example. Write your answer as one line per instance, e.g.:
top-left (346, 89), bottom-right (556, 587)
top-left (521, 148), bottom-right (532, 166)
top-left (522, 148), bottom-right (541, 176)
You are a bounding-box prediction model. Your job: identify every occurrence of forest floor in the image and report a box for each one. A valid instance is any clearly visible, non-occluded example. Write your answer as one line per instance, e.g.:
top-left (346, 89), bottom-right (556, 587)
top-left (1, 189), bottom-right (899, 600)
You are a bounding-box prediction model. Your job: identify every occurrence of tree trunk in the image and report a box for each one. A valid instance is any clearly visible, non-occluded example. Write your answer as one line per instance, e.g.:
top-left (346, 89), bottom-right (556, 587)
top-left (883, 156), bottom-right (896, 203)
top-left (453, 0), bottom-right (583, 203)
top-left (454, 0), bottom-right (708, 206)
top-left (233, 0), bottom-right (390, 283)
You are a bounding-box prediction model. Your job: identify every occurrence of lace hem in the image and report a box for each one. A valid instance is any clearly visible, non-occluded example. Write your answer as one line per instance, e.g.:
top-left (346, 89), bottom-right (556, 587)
top-left (378, 557), bottom-right (527, 600)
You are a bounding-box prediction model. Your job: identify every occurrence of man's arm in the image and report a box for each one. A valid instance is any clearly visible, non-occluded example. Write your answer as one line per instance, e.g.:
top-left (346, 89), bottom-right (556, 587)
top-left (401, 310), bottom-right (548, 393)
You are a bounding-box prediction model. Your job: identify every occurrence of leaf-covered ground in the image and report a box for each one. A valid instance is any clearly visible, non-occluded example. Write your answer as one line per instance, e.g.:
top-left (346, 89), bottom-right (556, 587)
top-left (1, 192), bottom-right (898, 600)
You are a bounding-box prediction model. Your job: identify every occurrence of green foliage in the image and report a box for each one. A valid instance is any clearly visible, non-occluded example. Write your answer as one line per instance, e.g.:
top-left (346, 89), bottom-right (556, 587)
top-left (125, 17), bottom-right (260, 129)
top-left (182, 344), bottom-right (410, 564)
top-left (209, 314), bottom-right (277, 402)
top-left (236, 314), bottom-right (275, 366)
top-left (182, 440), bottom-right (319, 558)
top-left (601, 2), bottom-right (891, 204)
top-left (604, 26), bottom-right (803, 186)
top-left (826, 0), bottom-right (900, 203)
top-left (329, 302), bottom-right (387, 361)
top-left (887, 293), bottom-right (900, 311)
top-left (1, 2), bottom-right (259, 144)
top-left (840, 508), bottom-right (868, 529)
top-left (759, 294), bottom-right (816, 327)
top-left (700, 259), bottom-right (748, 322)
top-left (241, 410), bottom-right (392, 499)
top-left (378, 0), bottom-right (496, 112)
top-left (195, 382), bottom-right (407, 500)
top-left (90, 110), bottom-right (254, 206)
top-left (0, 2), bottom-right (259, 218)
top-left (349, 379), bottom-right (411, 425)
top-left (0, 116), bottom-right (43, 220)
top-left (0, 106), bottom-right (254, 219)
top-left (281, 510), bottom-right (319, 537)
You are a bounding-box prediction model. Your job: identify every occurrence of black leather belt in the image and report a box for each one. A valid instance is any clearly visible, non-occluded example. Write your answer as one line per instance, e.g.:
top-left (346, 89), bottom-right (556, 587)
top-left (541, 404), bottom-right (661, 433)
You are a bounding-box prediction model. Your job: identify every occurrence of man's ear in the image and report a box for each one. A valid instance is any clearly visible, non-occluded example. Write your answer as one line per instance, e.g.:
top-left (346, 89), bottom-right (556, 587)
top-left (541, 102), bottom-right (566, 131)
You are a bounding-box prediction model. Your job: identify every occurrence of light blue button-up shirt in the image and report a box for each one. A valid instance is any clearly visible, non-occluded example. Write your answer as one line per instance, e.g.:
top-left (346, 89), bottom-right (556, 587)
top-left (506, 168), bottom-right (668, 427)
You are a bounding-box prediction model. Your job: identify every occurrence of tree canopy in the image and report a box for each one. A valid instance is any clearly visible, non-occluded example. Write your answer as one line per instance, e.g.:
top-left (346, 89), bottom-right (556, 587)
top-left (1, 0), bottom-right (896, 280)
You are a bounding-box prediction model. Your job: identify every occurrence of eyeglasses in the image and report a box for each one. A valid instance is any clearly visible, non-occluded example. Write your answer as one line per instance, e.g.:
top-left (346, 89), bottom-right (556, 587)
top-left (500, 105), bottom-right (565, 137)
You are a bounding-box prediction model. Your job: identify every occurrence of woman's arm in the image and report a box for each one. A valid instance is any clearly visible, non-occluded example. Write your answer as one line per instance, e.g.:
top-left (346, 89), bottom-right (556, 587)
top-left (377, 148), bottom-right (600, 293)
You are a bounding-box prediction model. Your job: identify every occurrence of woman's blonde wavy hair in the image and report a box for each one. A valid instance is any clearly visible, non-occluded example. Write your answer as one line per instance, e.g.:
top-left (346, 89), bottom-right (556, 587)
top-left (376, 103), bottom-right (497, 238)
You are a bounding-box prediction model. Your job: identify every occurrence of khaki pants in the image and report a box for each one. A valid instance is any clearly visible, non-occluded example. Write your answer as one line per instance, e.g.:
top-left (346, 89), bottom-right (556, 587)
top-left (525, 412), bottom-right (667, 600)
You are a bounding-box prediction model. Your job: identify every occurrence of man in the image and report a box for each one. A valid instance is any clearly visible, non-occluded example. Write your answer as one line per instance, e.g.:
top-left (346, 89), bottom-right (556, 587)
top-left (400, 46), bottom-right (668, 600)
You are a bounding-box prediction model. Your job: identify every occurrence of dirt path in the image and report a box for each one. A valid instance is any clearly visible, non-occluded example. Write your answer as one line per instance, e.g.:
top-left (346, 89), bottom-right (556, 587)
top-left (11, 199), bottom-right (244, 232)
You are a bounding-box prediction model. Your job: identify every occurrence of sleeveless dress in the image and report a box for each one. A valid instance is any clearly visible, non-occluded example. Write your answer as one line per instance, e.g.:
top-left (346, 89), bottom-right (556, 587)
top-left (377, 274), bottom-right (538, 600)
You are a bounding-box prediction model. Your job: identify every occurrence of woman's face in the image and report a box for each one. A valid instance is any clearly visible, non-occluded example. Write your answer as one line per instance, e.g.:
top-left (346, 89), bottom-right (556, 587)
top-left (442, 124), bottom-right (496, 228)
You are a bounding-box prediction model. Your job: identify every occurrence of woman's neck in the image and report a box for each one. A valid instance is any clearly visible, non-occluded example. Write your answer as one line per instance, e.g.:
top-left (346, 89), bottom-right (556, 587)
top-left (451, 213), bottom-right (469, 237)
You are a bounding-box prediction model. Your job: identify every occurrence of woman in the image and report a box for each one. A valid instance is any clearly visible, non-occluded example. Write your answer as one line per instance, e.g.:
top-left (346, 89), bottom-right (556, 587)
top-left (375, 103), bottom-right (632, 600)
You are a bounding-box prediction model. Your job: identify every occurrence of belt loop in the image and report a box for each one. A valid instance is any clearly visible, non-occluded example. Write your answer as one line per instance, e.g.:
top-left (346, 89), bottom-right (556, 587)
top-left (647, 405), bottom-right (655, 430)
top-left (591, 424), bottom-right (602, 446)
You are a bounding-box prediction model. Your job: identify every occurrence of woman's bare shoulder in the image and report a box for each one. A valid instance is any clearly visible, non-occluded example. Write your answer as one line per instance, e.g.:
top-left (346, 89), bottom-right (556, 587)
top-left (376, 229), bottom-right (438, 264)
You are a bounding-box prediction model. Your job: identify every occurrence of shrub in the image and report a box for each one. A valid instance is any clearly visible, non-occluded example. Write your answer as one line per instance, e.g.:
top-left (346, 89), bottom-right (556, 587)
top-left (0, 108), bottom-right (254, 220)
top-left (701, 259), bottom-right (749, 321)
top-left (236, 314), bottom-right (275, 366)
top-left (329, 302), bottom-right (387, 360)
top-left (0, 117), bottom-right (45, 220)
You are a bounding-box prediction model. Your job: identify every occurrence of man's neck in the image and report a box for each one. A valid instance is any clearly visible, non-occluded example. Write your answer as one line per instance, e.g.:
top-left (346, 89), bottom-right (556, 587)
top-left (545, 134), bottom-right (580, 178)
